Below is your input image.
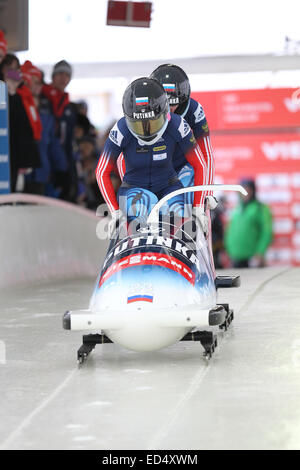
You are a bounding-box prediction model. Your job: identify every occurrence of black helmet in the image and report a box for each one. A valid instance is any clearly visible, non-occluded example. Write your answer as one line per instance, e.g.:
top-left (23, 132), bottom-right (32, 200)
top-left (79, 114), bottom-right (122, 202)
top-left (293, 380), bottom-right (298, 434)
top-left (122, 77), bottom-right (169, 145)
top-left (150, 64), bottom-right (191, 117)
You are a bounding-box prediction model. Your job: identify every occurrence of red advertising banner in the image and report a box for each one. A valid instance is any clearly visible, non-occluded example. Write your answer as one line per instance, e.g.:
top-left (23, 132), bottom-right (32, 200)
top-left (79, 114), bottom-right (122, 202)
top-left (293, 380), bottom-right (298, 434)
top-left (210, 132), bottom-right (300, 266)
top-left (211, 133), bottom-right (300, 180)
top-left (192, 87), bottom-right (300, 266)
top-left (192, 88), bottom-right (300, 131)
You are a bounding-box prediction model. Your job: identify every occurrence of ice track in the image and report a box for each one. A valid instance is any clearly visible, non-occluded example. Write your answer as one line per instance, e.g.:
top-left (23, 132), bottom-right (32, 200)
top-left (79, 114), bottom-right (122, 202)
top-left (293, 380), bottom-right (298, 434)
top-left (1, 268), bottom-right (300, 450)
top-left (0, 197), bottom-right (300, 450)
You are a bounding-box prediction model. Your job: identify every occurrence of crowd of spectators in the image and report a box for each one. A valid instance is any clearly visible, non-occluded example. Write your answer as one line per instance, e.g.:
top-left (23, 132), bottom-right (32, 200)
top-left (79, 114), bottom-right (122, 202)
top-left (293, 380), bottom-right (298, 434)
top-left (0, 29), bottom-right (116, 210)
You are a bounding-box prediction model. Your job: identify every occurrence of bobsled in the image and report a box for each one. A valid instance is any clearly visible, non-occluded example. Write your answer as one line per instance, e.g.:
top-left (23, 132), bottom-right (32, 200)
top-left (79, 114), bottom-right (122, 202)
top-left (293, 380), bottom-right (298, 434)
top-left (63, 185), bottom-right (246, 364)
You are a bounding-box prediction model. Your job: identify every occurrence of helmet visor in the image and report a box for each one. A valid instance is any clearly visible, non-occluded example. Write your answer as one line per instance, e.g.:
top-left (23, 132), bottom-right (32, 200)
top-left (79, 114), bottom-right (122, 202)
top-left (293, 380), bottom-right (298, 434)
top-left (126, 113), bottom-right (166, 139)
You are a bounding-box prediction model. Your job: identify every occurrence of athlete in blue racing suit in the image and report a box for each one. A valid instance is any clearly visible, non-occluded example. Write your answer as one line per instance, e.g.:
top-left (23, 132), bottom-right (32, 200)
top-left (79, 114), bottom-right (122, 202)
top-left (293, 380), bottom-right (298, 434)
top-left (95, 78), bottom-right (207, 237)
top-left (150, 64), bottom-right (215, 208)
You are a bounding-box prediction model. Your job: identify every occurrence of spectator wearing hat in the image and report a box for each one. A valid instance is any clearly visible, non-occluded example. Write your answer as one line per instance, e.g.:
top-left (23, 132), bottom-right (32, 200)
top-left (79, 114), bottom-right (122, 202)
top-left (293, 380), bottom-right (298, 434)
top-left (42, 60), bottom-right (77, 202)
top-left (0, 54), bottom-right (41, 191)
top-left (225, 178), bottom-right (273, 268)
top-left (21, 60), bottom-right (67, 195)
top-left (0, 30), bottom-right (7, 63)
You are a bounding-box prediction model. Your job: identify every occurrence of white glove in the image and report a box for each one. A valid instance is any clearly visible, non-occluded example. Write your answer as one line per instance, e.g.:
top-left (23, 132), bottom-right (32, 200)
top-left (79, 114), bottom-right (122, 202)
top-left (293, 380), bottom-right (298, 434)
top-left (206, 195), bottom-right (218, 210)
top-left (192, 206), bottom-right (209, 235)
top-left (108, 209), bottom-right (123, 238)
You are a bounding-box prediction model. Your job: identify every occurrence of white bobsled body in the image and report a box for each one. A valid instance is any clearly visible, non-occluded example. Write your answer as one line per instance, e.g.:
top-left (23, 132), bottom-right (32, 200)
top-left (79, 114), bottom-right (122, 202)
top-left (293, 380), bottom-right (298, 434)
top-left (66, 185), bottom-right (246, 352)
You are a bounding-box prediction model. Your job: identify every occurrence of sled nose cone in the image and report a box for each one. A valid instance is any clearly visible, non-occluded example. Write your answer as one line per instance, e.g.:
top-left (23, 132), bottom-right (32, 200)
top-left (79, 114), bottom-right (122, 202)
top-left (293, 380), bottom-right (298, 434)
top-left (105, 325), bottom-right (188, 352)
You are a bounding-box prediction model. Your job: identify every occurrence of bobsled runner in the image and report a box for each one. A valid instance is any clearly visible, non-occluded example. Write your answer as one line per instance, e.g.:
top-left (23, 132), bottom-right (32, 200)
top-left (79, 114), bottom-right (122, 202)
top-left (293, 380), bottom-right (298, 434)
top-left (63, 185), bottom-right (246, 364)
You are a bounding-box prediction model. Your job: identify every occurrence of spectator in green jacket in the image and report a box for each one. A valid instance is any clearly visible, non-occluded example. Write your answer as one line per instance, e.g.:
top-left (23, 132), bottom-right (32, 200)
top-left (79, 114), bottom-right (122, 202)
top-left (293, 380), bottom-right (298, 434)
top-left (225, 179), bottom-right (273, 268)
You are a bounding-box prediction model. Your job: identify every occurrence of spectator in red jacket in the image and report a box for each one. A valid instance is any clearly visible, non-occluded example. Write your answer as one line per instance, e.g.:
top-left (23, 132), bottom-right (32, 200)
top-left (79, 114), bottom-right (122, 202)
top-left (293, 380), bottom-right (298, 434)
top-left (21, 60), bottom-right (68, 196)
top-left (0, 54), bottom-right (41, 191)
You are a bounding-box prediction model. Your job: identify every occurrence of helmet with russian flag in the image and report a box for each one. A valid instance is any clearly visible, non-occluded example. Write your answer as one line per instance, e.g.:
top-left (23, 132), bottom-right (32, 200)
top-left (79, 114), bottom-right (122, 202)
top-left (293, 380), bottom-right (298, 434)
top-left (122, 77), bottom-right (169, 145)
top-left (150, 64), bottom-right (191, 117)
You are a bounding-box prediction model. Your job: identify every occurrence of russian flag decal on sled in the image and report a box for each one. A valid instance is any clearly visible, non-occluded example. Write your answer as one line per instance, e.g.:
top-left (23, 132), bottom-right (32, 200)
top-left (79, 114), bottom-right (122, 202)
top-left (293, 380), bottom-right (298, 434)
top-left (127, 294), bottom-right (153, 304)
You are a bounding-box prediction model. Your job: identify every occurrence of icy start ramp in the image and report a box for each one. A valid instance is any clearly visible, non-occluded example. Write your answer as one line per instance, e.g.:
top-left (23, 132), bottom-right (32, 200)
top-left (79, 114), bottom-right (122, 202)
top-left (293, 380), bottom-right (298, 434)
top-left (0, 194), bottom-right (108, 288)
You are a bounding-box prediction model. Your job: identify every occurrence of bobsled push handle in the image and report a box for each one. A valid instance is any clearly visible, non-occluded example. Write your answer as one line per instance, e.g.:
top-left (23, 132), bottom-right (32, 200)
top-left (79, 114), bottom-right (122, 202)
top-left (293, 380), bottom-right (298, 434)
top-left (147, 184), bottom-right (248, 225)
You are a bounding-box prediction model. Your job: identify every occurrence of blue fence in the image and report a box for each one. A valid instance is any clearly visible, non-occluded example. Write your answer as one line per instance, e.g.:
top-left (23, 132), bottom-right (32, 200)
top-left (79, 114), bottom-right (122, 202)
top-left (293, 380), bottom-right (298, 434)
top-left (0, 81), bottom-right (10, 194)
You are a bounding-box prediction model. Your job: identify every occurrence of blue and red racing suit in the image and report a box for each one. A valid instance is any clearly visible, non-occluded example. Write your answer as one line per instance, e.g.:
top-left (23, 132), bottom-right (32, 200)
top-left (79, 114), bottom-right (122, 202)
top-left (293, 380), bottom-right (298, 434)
top-left (174, 98), bottom-right (214, 181)
top-left (95, 113), bottom-right (207, 220)
top-left (117, 98), bottom-right (215, 204)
